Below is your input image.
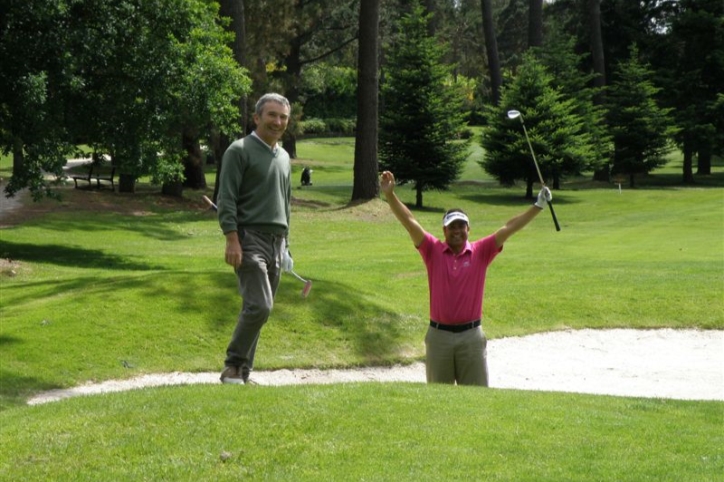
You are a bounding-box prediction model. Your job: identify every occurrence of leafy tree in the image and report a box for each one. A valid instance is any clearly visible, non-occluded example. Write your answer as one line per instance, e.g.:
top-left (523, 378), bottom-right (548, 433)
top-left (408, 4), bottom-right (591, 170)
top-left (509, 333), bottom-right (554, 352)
top-left (0, 0), bottom-right (80, 200)
top-left (606, 45), bottom-right (678, 188)
top-left (65, 0), bottom-right (249, 193)
top-left (299, 64), bottom-right (358, 119)
top-left (379, 2), bottom-right (470, 209)
top-left (0, 0), bottom-right (249, 197)
top-left (275, 0), bottom-right (360, 158)
top-left (480, 52), bottom-right (598, 197)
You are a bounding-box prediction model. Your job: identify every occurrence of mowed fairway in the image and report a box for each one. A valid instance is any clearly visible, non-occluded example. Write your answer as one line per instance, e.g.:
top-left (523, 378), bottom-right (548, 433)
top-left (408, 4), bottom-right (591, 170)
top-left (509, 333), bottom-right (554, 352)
top-left (0, 141), bottom-right (722, 481)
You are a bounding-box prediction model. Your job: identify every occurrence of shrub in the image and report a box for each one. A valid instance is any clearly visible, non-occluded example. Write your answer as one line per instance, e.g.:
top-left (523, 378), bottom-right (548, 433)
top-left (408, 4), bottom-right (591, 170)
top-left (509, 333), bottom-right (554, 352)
top-left (299, 118), bottom-right (327, 135)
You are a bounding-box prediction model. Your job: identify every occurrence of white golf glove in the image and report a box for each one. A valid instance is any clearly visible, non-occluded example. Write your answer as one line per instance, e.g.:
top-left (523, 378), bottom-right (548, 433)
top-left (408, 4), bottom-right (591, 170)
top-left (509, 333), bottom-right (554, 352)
top-left (535, 187), bottom-right (552, 209)
top-left (281, 249), bottom-right (294, 273)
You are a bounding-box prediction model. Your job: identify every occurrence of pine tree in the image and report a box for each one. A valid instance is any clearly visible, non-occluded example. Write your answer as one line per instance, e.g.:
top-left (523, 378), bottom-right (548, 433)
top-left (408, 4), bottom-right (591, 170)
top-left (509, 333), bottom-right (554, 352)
top-left (480, 51), bottom-right (597, 198)
top-left (378, 2), bottom-right (470, 209)
top-left (606, 45), bottom-right (678, 188)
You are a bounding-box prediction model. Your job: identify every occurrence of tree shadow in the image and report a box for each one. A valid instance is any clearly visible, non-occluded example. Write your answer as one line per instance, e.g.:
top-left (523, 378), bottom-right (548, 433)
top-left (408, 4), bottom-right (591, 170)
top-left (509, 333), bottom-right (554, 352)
top-left (0, 240), bottom-right (163, 270)
top-left (458, 191), bottom-right (578, 207)
top-left (0, 369), bottom-right (64, 410)
top-left (271, 276), bottom-right (415, 365)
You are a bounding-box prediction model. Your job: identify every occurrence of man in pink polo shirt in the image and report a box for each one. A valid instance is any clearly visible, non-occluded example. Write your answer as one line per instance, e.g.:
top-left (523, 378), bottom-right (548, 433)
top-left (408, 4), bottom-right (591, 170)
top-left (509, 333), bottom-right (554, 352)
top-left (380, 170), bottom-right (551, 386)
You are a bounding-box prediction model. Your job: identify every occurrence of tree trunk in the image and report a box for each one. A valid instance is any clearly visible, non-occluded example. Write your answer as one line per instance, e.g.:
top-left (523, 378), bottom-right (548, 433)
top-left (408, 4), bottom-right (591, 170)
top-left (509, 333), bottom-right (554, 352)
top-left (119, 173), bottom-right (136, 193)
top-left (219, 0), bottom-right (247, 137)
top-left (415, 183), bottom-right (423, 209)
top-left (593, 164), bottom-right (610, 182)
top-left (480, 0), bottom-right (502, 105)
top-left (682, 141), bottom-right (695, 183)
top-left (212, 133), bottom-right (232, 204)
top-left (282, 135), bottom-right (297, 160)
top-left (589, 0), bottom-right (606, 92)
top-left (589, 0), bottom-right (608, 181)
top-left (696, 142), bottom-right (712, 175)
top-left (12, 137), bottom-right (24, 177)
top-left (161, 180), bottom-right (183, 197)
top-left (528, 0), bottom-right (543, 48)
top-left (351, 0), bottom-right (380, 202)
top-left (182, 127), bottom-right (206, 189)
top-left (280, 17), bottom-right (303, 160)
top-left (423, 0), bottom-right (438, 36)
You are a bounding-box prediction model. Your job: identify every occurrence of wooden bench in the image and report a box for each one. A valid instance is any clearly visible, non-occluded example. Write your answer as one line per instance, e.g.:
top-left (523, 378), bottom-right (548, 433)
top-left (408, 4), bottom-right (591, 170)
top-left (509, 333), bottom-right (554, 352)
top-left (71, 162), bottom-right (116, 191)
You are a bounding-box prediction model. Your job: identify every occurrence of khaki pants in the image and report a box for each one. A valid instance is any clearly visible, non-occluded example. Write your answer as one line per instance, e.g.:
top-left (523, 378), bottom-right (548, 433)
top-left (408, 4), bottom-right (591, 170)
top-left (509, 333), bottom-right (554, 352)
top-left (424, 325), bottom-right (488, 386)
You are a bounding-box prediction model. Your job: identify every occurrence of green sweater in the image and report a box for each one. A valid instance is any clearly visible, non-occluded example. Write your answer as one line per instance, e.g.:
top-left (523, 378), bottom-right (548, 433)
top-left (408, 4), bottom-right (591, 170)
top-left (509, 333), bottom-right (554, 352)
top-left (217, 135), bottom-right (291, 236)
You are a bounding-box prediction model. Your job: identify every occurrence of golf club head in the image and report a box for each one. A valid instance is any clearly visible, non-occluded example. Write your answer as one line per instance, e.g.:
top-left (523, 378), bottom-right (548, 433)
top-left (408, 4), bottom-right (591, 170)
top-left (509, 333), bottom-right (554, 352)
top-left (507, 109), bottom-right (521, 120)
top-left (289, 269), bottom-right (312, 298)
top-left (301, 280), bottom-right (312, 298)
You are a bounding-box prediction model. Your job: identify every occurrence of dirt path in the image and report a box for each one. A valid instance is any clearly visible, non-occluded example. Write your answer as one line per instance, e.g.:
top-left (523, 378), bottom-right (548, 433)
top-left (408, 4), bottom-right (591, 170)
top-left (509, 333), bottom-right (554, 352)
top-left (27, 328), bottom-right (723, 405)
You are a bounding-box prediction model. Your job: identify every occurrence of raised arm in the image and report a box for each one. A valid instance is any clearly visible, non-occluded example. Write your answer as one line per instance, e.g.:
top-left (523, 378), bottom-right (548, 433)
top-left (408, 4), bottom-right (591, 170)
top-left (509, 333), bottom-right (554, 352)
top-left (494, 187), bottom-right (551, 248)
top-left (380, 171), bottom-right (426, 248)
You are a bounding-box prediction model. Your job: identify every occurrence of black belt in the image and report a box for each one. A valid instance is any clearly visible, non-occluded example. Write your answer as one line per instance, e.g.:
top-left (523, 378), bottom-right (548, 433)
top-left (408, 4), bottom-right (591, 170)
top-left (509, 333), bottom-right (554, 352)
top-left (429, 320), bottom-right (481, 333)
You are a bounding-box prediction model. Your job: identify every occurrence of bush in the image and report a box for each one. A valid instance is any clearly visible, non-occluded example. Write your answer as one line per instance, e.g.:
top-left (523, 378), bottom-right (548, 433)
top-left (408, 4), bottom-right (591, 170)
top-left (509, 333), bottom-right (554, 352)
top-left (299, 117), bottom-right (356, 136)
top-left (325, 118), bottom-right (356, 135)
top-left (299, 118), bottom-right (327, 135)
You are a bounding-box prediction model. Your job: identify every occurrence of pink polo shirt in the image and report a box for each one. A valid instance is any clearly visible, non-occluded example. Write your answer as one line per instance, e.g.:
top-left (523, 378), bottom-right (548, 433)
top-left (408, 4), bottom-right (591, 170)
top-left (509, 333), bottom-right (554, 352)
top-left (417, 232), bottom-right (502, 324)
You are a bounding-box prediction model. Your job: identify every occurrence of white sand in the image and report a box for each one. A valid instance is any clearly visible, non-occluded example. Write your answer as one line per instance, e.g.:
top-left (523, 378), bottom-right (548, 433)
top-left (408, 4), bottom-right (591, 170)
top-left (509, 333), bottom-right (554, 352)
top-left (27, 328), bottom-right (723, 405)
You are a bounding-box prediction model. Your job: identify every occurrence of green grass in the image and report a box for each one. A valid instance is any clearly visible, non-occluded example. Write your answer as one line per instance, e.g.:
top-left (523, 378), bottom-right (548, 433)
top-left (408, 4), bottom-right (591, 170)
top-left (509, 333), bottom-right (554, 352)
top-left (1, 140), bottom-right (723, 481)
top-left (2, 384), bottom-right (722, 481)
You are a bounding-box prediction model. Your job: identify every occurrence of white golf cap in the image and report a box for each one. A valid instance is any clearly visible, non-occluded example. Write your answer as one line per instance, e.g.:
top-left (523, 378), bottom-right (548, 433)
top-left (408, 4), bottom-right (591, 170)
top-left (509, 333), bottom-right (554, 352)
top-left (443, 211), bottom-right (470, 227)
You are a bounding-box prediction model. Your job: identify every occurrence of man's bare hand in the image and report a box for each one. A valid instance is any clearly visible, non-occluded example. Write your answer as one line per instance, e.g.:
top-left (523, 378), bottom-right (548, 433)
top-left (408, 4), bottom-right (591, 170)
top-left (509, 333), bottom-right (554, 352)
top-left (224, 232), bottom-right (243, 268)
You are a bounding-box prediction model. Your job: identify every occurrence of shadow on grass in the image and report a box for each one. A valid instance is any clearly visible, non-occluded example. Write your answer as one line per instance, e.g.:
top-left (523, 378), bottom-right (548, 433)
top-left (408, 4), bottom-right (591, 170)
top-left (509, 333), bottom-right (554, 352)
top-left (0, 272), bottom-right (235, 408)
top-left (0, 240), bottom-right (163, 270)
top-left (2, 185), bottom-right (218, 241)
top-left (2, 269), bottom-right (234, 317)
top-left (18, 209), bottom-right (212, 242)
top-left (0, 369), bottom-right (63, 410)
top-left (271, 276), bottom-right (411, 365)
top-left (458, 190), bottom-right (578, 207)
top-left (2, 271), bottom-right (409, 405)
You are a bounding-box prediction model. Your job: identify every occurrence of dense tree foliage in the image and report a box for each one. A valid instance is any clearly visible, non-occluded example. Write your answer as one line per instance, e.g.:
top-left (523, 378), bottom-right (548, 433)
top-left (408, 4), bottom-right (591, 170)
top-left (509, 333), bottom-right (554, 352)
top-left (1, 0), bottom-right (721, 200)
top-left (378, 2), bottom-right (470, 208)
top-left (480, 52), bottom-right (598, 197)
top-left (606, 45), bottom-right (678, 188)
top-left (1, 0), bottom-right (249, 198)
top-left (654, 0), bottom-right (724, 182)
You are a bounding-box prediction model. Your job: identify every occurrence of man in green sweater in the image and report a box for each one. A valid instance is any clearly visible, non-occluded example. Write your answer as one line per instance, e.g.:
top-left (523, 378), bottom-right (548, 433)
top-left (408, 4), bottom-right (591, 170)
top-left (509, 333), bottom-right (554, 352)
top-left (217, 93), bottom-right (292, 384)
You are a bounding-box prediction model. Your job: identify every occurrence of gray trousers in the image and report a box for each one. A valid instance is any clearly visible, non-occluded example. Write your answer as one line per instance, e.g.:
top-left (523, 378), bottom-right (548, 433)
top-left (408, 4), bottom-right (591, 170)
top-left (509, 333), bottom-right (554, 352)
top-left (224, 230), bottom-right (285, 373)
top-left (424, 325), bottom-right (488, 386)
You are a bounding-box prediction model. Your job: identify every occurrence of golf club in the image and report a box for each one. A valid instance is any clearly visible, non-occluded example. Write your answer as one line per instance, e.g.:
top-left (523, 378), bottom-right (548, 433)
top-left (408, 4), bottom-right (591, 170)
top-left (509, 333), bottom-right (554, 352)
top-left (201, 195), bottom-right (313, 297)
top-left (202, 195), bottom-right (216, 211)
top-left (288, 270), bottom-right (313, 298)
top-left (507, 110), bottom-right (561, 231)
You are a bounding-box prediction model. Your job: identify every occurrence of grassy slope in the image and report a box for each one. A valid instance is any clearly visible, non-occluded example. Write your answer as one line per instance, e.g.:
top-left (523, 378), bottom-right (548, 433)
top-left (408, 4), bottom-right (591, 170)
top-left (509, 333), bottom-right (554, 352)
top-left (1, 384), bottom-right (722, 482)
top-left (0, 141), bottom-right (722, 481)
